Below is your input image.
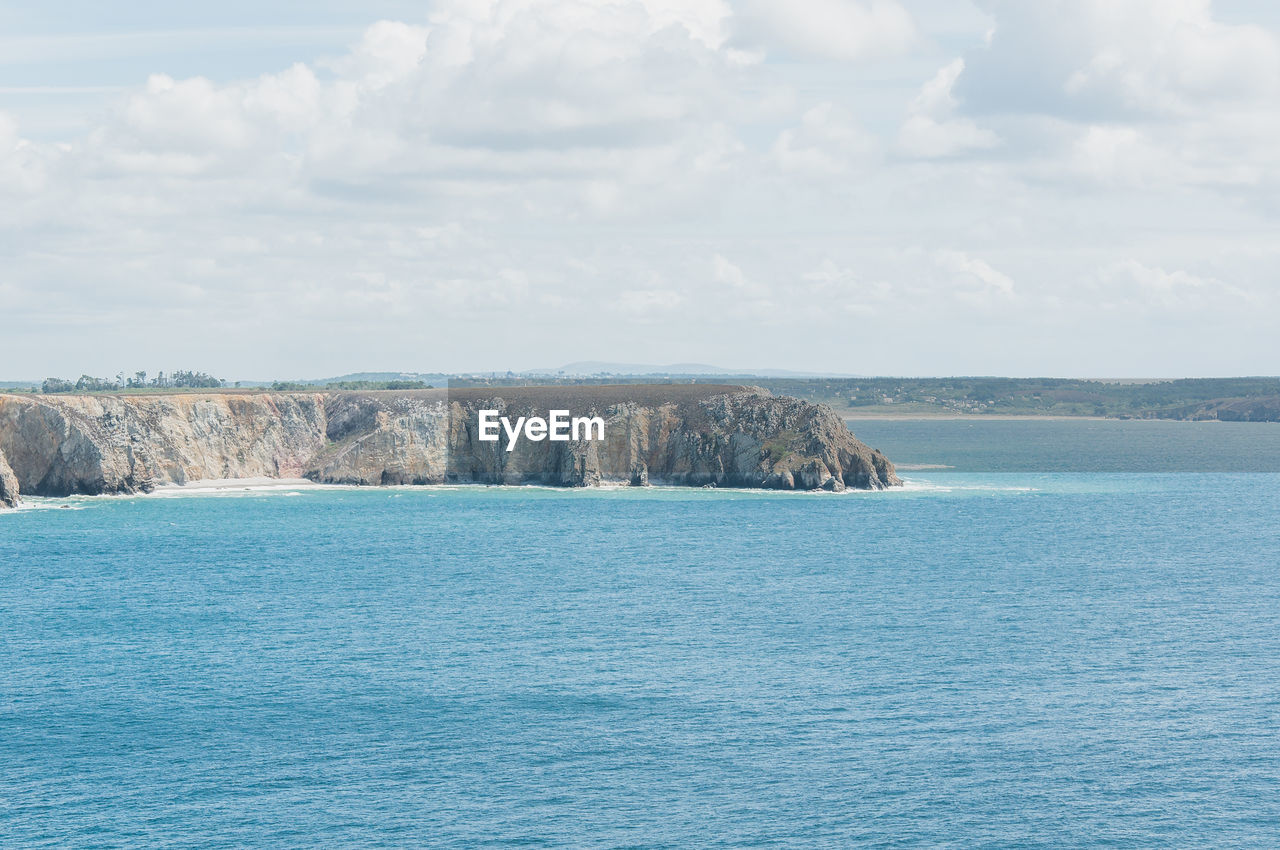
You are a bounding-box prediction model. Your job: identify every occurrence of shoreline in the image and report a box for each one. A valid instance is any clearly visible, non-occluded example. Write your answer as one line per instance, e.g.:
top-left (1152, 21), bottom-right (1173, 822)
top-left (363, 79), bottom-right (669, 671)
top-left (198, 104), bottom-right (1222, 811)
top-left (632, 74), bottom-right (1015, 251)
top-left (837, 413), bottom-right (1268, 422)
top-left (842, 413), bottom-right (1111, 421)
top-left (151, 477), bottom-right (323, 493)
top-left (6, 479), bottom-right (908, 510)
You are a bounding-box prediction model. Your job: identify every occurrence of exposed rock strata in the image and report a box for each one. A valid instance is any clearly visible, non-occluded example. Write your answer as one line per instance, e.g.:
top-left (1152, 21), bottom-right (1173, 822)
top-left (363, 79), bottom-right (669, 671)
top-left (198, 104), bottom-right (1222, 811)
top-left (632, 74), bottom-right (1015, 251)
top-left (309, 393), bottom-right (448, 486)
top-left (0, 393), bottom-right (327, 498)
top-left (0, 448), bottom-right (18, 508)
top-left (0, 387), bottom-right (899, 502)
top-left (429, 386), bottom-right (899, 491)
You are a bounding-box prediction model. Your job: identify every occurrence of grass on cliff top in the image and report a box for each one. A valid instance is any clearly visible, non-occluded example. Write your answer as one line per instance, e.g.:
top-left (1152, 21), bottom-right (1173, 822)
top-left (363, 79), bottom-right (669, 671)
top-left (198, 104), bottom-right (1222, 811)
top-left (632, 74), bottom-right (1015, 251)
top-left (442, 384), bottom-right (752, 407)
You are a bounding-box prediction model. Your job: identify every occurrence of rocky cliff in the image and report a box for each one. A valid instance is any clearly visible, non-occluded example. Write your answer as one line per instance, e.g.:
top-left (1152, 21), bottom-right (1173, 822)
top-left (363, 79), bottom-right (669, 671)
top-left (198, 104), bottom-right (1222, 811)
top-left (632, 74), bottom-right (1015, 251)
top-left (432, 386), bottom-right (899, 491)
top-left (0, 448), bottom-right (18, 508)
top-left (0, 386), bottom-right (899, 505)
top-left (0, 393), bottom-right (328, 499)
top-left (1158, 395), bottom-right (1280, 422)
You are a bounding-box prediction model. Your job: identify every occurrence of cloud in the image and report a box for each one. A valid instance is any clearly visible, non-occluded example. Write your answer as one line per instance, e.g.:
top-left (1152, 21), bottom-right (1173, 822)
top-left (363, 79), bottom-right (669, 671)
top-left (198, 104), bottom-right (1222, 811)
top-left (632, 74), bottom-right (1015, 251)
top-left (3, 1), bottom-right (1280, 377)
top-left (77, 2), bottom-right (749, 192)
top-left (958, 0), bottom-right (1280, 118)
top-left (773, 103), bottom-right (878, 174)
top-left (616, 288), bottom-right (686, 315)
top-left (325, 20), bottom-right (429, 87)
top-left (712, 253), bottom-right (748, 288)
top-left (798, 259), bottom-right (884, 315)
top-left (733, 0), bottom-right (917, 61)
top-left (936, 1), bottom-right (1280, 202)
top-left (897, 58), bottom-right (999, 158)
top-left (1095, 259), bottom-right (1250, 311)
top-left (935, 250), bottom-right (1015, 304)
top-left (0, 111), bottom-right (48, 194)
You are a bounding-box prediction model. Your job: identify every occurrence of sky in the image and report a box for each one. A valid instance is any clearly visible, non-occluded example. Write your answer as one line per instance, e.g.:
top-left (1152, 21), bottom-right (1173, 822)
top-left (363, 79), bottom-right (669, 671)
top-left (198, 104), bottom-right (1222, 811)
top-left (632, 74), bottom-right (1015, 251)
top-left (1, 0), bottom-right (1278, 380)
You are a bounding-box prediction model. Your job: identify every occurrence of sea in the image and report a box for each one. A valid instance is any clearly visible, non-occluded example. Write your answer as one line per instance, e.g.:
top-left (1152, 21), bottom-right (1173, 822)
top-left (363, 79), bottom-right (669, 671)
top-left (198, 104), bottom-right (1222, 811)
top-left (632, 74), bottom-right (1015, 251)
top-left (3, 419), bottom-right (1280, 846)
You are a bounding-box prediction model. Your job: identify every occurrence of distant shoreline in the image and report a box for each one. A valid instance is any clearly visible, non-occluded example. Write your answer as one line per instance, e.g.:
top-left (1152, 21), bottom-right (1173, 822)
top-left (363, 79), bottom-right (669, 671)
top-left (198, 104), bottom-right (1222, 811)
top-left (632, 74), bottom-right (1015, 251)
top-left (842, 412), bottom-right (1112, 421)
top-left (841, 412), bottom-right (1277, 422)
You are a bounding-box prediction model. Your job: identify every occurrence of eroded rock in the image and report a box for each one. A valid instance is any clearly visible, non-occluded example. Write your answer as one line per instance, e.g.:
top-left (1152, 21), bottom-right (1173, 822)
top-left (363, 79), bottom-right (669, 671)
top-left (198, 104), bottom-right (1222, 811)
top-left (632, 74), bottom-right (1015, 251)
top-left (0, 448), bottom-right (18, 508)
top-left (0, 386), bottom-right (900, 496)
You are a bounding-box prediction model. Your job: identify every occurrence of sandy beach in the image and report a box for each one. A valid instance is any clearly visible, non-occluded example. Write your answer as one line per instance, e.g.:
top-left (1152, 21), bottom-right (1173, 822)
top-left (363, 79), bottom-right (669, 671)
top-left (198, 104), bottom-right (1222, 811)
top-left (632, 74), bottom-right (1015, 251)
top-left (152, 477), bottom-right (321, 493)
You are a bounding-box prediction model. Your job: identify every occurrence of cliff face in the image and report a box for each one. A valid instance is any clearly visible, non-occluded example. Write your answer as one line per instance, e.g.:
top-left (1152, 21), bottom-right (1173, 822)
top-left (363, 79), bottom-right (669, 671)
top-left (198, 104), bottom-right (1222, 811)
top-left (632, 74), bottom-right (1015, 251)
top-left (427, 387), bottom-right (899, 491)
top-left (308, 393), bottom-right (448, 485)
top-left (0, 393), bottom-right (327, 498)
top-left (0, 448), bottom-right (18, 508)
top-left (1159, 396), bottom-right (1280, 422)
top-left (0, 387), bottom-right (899, 503)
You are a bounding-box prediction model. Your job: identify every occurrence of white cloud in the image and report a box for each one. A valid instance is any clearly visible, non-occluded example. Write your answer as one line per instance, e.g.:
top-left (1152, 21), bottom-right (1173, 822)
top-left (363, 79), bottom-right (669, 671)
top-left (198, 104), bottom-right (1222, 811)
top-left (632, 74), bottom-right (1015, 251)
top-left (1095, 259), bottom-right (1250, 311)
top-left (0, 112), bottom-right (48, 194)
top-left (898, 58), bottom-right (999, 158)
top-left (616, 288), bottom-right (686, 315)
top-left (734, 0), bottom-right (917, 61)
top-left (773, 103), bottom-right (878, 174)
top-left (3, 1), bottom-right (1280, 378)
top-left (326, 20), bottom-right (429, 88)
top-left (1058, 0), bottom-right (1280, 115)
top-left (941, 1), bottom-right (1280, 201)
top-left (960, 0), bottom-right (1280, 118)
top-left (935, 250), bottom-right (1015, 304)
top-left (74, 2), bottom-right (749, 193)
top-left (713, 253), bottom-right (748, 288)
top-left (1064, 125), bottom-right (1199, 187)
top-left (799, 259), bottom-right (884, 315)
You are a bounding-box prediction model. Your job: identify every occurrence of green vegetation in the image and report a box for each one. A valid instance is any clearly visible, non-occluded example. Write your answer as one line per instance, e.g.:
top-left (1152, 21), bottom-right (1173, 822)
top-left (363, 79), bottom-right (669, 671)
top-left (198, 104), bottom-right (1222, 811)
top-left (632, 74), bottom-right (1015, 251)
top-left (271, 380), bottom-right (431, 391)
top-left (41, 371), bottom-right (227, 393)
top-left (41, 378), bottom-right (76, 394)
top-left (451, 374), bottom-right (1280, 420)
top-left (763, 431), bottom-right (800, 463)
top-left (754, 377), bottom-right (1280, 418)
top-left (32, 373), bottom-right (431, 395)
top-left (14, 370), bottom-right (1280, 420)
top-left (327, 380), bottom-right (430, 391)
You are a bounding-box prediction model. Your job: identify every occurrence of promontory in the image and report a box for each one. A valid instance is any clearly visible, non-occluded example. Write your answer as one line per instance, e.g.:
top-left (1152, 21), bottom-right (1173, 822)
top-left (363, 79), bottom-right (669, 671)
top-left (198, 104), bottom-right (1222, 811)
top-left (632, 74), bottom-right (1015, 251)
top-left (0, 385), bottom-right (900, 507)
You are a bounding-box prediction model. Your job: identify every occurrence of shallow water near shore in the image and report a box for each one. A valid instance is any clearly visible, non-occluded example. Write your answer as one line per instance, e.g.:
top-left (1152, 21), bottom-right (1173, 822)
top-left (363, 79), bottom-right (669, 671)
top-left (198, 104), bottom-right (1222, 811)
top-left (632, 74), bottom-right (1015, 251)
top-left (4, 425), bottom-right (1280, 845)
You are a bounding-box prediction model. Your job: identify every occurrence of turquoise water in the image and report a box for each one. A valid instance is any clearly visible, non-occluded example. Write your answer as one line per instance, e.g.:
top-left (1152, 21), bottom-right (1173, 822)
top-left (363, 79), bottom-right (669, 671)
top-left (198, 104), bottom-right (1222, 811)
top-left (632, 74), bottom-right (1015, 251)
top-left (4, 428), bottom-right (1280, 845)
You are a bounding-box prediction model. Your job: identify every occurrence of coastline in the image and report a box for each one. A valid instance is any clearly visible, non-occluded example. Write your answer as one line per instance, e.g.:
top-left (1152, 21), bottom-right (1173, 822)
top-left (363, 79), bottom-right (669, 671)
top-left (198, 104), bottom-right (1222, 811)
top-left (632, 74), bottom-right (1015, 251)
top-left (4, 479), bottom-right (912, 513)
top-left (841, 412), bottom-right (1280, 422)
top-left (842, 412), bottom-right (1113, 421)
top-left (152, 477), bottom-right (320, 492)
top-left (831, 411), bottom-right (1270, 422)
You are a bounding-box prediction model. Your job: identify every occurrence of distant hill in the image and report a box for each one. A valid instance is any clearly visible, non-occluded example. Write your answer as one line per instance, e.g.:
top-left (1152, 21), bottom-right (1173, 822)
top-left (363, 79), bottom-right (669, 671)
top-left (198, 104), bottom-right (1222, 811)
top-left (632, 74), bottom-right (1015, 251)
top-left (9, 372), bottom-right (1280, 421)
top-left (525, 362), bottom-right (862, 378)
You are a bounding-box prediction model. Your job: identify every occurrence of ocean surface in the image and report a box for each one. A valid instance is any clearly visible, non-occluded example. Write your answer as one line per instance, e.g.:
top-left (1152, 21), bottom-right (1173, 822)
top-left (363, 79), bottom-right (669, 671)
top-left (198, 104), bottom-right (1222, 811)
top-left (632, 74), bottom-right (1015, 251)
top-left (3, 421), bottom-right (1280, 846)
top-left (847, 417), bottom-right (1280, 472)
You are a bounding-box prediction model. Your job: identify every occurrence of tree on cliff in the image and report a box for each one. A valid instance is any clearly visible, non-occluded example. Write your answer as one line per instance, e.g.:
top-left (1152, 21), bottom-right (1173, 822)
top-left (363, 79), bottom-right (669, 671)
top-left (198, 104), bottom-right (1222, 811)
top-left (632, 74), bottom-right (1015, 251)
top-left (75, 375), bottom-right (118, 392)
top-left (170, 371), bottom-right (225, 388)
top-left (42, 378), bottom-right (75, 394)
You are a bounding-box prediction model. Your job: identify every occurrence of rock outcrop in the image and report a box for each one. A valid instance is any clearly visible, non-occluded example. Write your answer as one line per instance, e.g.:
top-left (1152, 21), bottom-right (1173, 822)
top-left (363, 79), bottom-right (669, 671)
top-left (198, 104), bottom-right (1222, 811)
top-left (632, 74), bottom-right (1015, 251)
top-left (431, 386), bottom-right (899, 491)
top-left (0, 448), bottom-right (18, 508)
top-left (0, 386), bottom-right (899, 502)
top-left (0, 393), bottom-right (327, 497)
top-left (1159, 395), bottom-right (1280, 422)
top-left (308, 393), bottom-right (448, 485)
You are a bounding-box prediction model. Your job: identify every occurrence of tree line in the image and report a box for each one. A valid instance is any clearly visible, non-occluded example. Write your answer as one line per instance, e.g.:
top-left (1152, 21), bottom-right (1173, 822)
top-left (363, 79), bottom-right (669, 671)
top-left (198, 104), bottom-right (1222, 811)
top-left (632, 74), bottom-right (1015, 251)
top-left (41, 371), bottom-right (227, 394)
